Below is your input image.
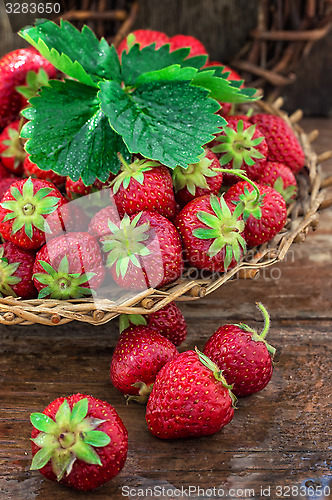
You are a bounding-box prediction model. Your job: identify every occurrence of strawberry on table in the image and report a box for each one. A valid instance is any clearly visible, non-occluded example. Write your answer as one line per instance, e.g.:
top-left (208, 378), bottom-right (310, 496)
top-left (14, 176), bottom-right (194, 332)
top-left (255, 160), bottom-right (298, 204)
top-left (146, 348), bottom-right (236, 439)
top-left (23, 154), bottom-right (66, 187)
top-left (33, 232), bottom-right (105, 299)
top-left (203, 302), bottom-right (275, 397)
top-left (0, 177), bottom-right (67, 250)
top-left (0, 241), bottom-right (37, 299)
top-left (175, 193), bottom-right (246, 273)
top-left (30, 394), bottom-right (128, 491)
top-left (0, 120), bottom-right (26, 175)
top-left (224, 180), bottom-right (287, 247)
top-left (0, 48), bottom-right (57, 130)
top-left (100, 211), bottom-right (183, 290)
top-left (250, 113), bottom-right (305, 174)
top-left (117, 29), bottom-right (170, 58)
top-left (110, 325), bottom-right (178, 402)
top-left (172, 148), bottom-right (223, 208)
top-left (111, 155), bottom-right (176, 219)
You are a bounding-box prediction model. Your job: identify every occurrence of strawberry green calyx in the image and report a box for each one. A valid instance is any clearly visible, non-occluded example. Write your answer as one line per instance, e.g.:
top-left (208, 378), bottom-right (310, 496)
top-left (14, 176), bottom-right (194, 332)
top-left (126, 381), bottom-right (153, 405)
top-left (212, 120), bottom-right (265, 169)
top-left (193, 194), bottom-right (246, 271)
top-left (238, 302), bottom-right (275, 356)
top-left (101, 213), bottom-right (151, 278)
top-left (33, 256), bottom-right (96, 299)
top-left (0, 248), bottom-right (21, 297)
top-left (1, 125), bottom-right (26, 168)
top-left (16, 68), bottom-right (51, 100)
top-left (0, 178), bottom-right (59, 239)
top-left (119, 313), bottom-right (147, 333)
top-left (172, 154), bottom-right (215, 195)
top-left (112, 154), bottom-right (161, 194)
top-left (195, 347), bottom-right (237, 408)
top-left (273, 177), bottom-right (297, 204)
top-left (30, 398), bottom-right (110, 481)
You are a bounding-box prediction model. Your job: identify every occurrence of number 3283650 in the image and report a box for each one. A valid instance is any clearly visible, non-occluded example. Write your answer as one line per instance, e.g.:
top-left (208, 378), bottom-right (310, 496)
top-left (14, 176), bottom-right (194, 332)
top-left (5, 3), bottom-right (61, 14)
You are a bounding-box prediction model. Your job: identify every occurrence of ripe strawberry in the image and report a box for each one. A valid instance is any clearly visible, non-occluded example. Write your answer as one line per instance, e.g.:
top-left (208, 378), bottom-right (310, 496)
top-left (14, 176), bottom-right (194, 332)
top-left (100, 211), bottom-right (183, 290)
top-left (203, 302), bottom-right (275, 397)
top-left (146, 348), bottom-right (236, 439)
top-left (255, 161), bottom-right (298, 204)
top-left (224, 180), bottom-right (287, 247)
top-left (250, 113), bottom-right (305, 174)
top-left (110, 325), bottom-right (178, 402)
top-left (0, 241), bottom-right (37, 299)
top-left (88, 204), bottom-right (120, 240)
top-left (111, 155), bottom-right (176, 219)
top-left (117, 29), bottom-right (170, 58)
top-left (0, 178), bottom-right (19, 199)
top-left (33, 232), bottom-right (105, 299)
top-left (172, 148), bottom-right (223, 208)
top-left (65, 175), bottom-right (114, 200)
top-left (0, 120), bottom-right (26, 175)
top-left (0, 48), bottom-right (57, 130)
top-left (62, 201), bottom-right (91, 233)
top-left (0, 161), bottom-right (13, 179)
top-left (119, 301), bottom-right (187, 347)
top-left (0, 177), bottom-right (67, 250)
top-left (30, 394), bottom-right (128, 491)
top-left (175, 194), bottom-right (246, 273)
top-left (169, 34), bottom-right (208, 58)
top-left (211, 117), bottom-right (268, 184)
top-left (23, 154), bottom-right (66, 187)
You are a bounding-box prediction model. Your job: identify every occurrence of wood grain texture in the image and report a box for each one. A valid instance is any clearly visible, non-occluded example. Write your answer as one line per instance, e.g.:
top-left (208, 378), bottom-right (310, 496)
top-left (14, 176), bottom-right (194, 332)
top-left (0, 118), bottom-right (332, 499)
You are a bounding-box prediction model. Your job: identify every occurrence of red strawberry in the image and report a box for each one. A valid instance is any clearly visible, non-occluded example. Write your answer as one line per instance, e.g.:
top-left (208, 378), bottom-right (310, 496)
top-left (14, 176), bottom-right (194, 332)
top-left (172, 148), bottom-right (223, 208)
top-left (65, 175), bottom-right (114, 200)
top-left (112, 155), bottom-right (176, 219)
top-left (211, 117), bottom-right (268, 184)
top-left (224, 180), bottom-right (287, 247)
top-left (0, 178), bottom-right (19, 199)
top-left (119, 301), bottom-right (187, 347)
top-left (88, 203), bottom-right (121, 240)
top-left (0, 120), bottom-right (26, 175)
top-left (110, 325), bottom-right (178, 402)
top-left (30, 394), bottom-right (128, 491)
top-left (146, 348), bottom-right (236, 439)
top-left (0, 177), bottom-right (67, 250)
top-left (33, 232), bottom-right (105, 299)
top-left (169, 34), bottom-right (208, 58)
top-left (203, 302), bottom-right (275, 397)
top-left (117, 29), bottom-right (170, 58)
top-left (100, 211), bottom-right (183, 290)
top-left (175, 194), bottom-right (246, 273)
top-left (0, 241), bottom-right (37, 299)
top-left (0, 161), bottom-right (14, 179)
top-left (61, 201), bottom-right (91, 233)
top-left (250, 113), bottom-right (305, 174)
top-left (0, 48), bottom-right (57, 130)
top-left (23, 154), bottom-right (66, 187)
top-left (255, 160), bottom-right (298, 204)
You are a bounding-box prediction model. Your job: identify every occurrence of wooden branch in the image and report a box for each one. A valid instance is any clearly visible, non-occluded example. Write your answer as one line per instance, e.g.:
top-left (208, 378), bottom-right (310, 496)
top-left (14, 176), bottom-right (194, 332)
top-left (251, 24), bottom-right (331, 42)
top-left (231, 60), bottom-right (296, 86)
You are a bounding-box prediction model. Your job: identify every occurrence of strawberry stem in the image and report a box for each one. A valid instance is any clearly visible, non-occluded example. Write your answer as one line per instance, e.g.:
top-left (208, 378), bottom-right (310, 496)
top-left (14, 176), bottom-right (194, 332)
top-left (213, 167), bottom-right (260, 205)
top-left (256, 302), bottom-right (270, 339)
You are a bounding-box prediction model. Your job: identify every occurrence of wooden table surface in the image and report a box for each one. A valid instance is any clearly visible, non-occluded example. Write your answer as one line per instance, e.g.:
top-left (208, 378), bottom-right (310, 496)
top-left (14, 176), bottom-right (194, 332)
top-left (1, 118), bottom-right (331, 500)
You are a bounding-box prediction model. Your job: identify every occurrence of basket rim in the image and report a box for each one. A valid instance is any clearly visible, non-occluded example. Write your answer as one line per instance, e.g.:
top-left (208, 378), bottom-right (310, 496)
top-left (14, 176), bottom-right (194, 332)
top-left (0, 98), bottom-right (330, 326)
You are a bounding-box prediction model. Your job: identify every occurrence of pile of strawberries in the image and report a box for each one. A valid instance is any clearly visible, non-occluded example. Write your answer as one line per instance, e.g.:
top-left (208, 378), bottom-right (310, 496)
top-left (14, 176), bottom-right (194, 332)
top-left (0, 28), bottom-right (305, 491)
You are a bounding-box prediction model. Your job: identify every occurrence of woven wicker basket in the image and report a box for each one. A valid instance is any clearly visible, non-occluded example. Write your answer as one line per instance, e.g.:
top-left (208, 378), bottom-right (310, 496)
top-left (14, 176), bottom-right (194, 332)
top-left (0, 97), bottom-right (331, 326)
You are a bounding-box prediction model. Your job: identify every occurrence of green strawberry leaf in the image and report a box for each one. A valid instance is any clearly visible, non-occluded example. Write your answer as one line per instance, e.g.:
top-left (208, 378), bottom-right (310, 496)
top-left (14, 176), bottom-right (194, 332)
top-left (21, 79), bottom-right (131, 184)
top-left (19, 19), bottom-right (121, 85)
top-left (192, 69), bottom-right (258, 103)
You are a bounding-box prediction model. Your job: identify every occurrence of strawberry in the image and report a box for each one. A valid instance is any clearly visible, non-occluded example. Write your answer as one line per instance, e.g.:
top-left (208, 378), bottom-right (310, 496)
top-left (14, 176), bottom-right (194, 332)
top-left (203, 302), bottom-right (275, 397)
top-left (100, 211), bottom-right (183, 290)
top-left (110, 325), bottom-right (178, 402)
top-left (146, 348), bottom-right (236, 439)
top-left (65, 175), bottom-right (114, 200)
top-left (88, 204), bottom-right (121, 240)
top-left (30, 394), bottom-right (128, 491)
top-left (250, 113), bottom-right (305, 174)
top-left (117, 29), bottom-right (170, 58)
top-left (23, 154), bottom-right (66, 187)
top-left (0, 48), bottom-right (57, 130)
top-left (111, 155), bottom-right (176, 219)
top-left (62, 202), bottom-right (91, 233)
top-left (255, 160), bottom-right (298, 204)
top-left (119, 301), bottom-right (188, 347)
top-left (224, 180), bottom-right (287, 247)
top-left (0, 241), bottom-right (37, 299)
top-left (211, 117), bottom-right (268, 184)
top-left (175, 194), bottom-right (246, 273)
top-left (33, 232), bottom-right (105, 299)
top-left (0, 120), bottom-right (26, 175)
top-left (168, 34), bottom-right (208, 58)
top-left (0, 161), bottom-right (13, 179)
top-left (172, 148), bottom-right (223, 208)
top-left (0, 177), bottom-right (67, 250)
top-left (0, 178), bottom-right (19, 199)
